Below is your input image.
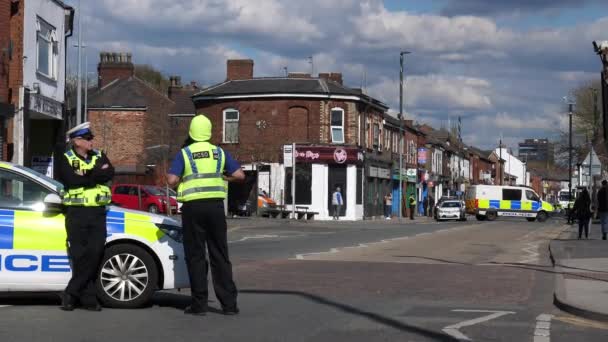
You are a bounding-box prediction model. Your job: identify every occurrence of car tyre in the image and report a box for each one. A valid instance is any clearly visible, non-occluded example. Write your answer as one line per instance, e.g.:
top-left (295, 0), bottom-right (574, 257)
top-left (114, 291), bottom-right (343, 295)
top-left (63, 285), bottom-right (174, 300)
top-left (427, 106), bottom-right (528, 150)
top-left (536, 211), bottom-right (548, 223)
top-left (148, 204), bottom-right (159, 214)
top-left (486, 211), bottom-right (497, 221)
top-left (97, 244), bottom-right (159, 309)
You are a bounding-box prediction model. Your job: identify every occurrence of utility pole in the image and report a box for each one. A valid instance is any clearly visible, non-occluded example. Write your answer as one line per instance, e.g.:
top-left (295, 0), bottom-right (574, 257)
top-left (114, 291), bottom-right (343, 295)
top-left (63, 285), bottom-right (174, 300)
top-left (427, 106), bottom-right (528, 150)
top-left (568, 102), bottom-right (574, 208)
top-left (499, 137), bottom-right (503, 185)
top-left (76, 0), bottom-right (82, 125)
top-left (399, 51), bottom-right (410, 220)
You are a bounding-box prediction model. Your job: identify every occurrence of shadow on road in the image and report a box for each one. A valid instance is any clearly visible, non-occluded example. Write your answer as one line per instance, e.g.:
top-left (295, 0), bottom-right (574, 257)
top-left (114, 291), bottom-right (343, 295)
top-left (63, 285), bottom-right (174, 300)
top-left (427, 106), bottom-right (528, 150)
top-left (240, 288), bottom-right (460, 342)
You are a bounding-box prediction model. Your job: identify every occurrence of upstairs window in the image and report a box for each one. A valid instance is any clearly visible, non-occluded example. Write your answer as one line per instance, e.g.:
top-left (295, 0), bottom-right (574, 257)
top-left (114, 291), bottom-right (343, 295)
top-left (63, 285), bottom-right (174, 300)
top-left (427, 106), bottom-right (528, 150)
top-left (331, 108), bottom-right (344, 143)
top-left (223, 109), bottom-right (239, 143)
top-left (373, 123), bottom-right (380, 148)
top-left (36, 18), bottom-right (58, 80)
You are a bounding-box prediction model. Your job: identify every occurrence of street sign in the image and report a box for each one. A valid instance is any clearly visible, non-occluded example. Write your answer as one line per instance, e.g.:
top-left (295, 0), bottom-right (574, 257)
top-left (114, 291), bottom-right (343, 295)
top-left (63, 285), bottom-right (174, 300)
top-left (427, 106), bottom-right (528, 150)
top-left (283, 145), bottom-right (293, 167)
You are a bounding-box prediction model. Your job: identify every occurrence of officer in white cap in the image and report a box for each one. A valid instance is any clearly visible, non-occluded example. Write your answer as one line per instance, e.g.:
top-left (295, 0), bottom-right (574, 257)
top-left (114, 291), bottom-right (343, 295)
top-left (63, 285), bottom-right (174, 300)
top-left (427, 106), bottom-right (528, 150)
top-left (57, 122), bottom-right (114, 311)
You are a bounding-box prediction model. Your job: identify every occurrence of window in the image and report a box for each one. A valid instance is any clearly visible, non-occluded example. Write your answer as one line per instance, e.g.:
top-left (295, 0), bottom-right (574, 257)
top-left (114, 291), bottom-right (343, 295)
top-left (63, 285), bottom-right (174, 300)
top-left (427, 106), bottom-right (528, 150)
top-left (0, 169), bottom-right (51, 210)
top-left (285, 164), bottom-right (312, 204)
top-left (441, 202), bottom-right (462, 208)
top-left (330, 108), bottom-right (344, 143)
top-left (223, 109), bottom-right (239, 143)
top-left (114, 186), bottom-right (130, 195)
top-left (526, 190), bottom-right (540, 202)
top-left (373, 123), bottom-right (380, 148)
top-left (502, 189), bottom-right (522, 201)
top-left (36, 18), bottom-right (58, 79)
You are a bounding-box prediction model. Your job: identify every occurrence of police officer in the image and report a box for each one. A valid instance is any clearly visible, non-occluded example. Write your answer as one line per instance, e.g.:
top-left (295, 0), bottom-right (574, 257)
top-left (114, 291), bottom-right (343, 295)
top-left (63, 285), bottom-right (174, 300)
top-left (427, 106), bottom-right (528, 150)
top-left (409, 194), bottom-right (416, 220)
top-left (167, 114), bottom-right (245, 316)
top-left (57, 122), bottom-right (114, 311)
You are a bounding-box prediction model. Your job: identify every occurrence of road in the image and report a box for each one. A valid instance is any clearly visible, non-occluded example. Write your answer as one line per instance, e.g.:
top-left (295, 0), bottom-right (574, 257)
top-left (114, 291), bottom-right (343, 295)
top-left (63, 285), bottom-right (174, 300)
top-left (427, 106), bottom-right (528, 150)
top-left (1, 217), bottom-right (607, 341)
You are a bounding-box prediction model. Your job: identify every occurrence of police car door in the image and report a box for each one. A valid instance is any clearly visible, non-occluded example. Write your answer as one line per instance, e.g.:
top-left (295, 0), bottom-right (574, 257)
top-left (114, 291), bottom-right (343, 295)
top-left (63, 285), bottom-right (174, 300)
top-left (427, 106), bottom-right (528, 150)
top-left (0, 168), bottom-right (69, 291)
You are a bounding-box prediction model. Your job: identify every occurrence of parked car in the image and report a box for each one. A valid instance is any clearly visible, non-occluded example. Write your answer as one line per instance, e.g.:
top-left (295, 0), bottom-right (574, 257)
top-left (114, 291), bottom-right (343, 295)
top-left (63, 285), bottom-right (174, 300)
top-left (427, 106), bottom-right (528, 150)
top-left (112, 184), bottom-right (178, 214)
top-left (435, 200), bottom-right (467, 221)
top-left (161, 187), bottom-right (182, 214)
top-left (0, 162), bottom-right (188, 308)
top-left (258, 191), bottom-right (278, 216)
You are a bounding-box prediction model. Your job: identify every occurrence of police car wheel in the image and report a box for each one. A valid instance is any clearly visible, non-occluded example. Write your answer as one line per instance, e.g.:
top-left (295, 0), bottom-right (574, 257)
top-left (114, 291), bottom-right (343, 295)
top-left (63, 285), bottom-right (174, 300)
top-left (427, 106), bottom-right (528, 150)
top-left (536, 211), bottom-right (548, 223)
top-left (97, 244), bottom-right (158, 308)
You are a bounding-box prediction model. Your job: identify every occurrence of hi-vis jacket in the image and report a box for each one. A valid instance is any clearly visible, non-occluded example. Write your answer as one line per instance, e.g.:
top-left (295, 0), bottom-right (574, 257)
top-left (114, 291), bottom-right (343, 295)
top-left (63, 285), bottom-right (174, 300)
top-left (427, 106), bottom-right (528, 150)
top-left (177, 142), bottom-right (226, 202)
top-left (62, 150), bottom-right (111, 206)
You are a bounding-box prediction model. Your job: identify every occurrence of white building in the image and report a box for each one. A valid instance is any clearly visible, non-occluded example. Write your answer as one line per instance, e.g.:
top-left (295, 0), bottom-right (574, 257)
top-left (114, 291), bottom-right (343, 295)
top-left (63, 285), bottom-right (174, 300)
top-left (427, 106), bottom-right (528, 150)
top-left (495, 148), bottom-right (529, 186)
top-left (11, 0), bottom-right (73, 173)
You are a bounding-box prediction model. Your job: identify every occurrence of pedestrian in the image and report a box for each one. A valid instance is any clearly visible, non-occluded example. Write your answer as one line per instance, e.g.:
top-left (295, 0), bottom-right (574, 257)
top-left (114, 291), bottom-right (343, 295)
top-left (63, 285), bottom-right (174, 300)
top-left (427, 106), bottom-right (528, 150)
top-left (57, 122), bottom-right (114, 311)
top-left (572, 188), bottom-right (592, 239)
top-left (332, 186), bottom-right (343, 220)
top-left (167, 114), bottom-right (245, 316)
top-left (384, 192), bottom-right (392, 220)
top-left (409, 194), bottom-right (416, 220)
top-left (428, 194), bottom-right (435, 217)
top-left (597, 180), bottom-right (608, 240)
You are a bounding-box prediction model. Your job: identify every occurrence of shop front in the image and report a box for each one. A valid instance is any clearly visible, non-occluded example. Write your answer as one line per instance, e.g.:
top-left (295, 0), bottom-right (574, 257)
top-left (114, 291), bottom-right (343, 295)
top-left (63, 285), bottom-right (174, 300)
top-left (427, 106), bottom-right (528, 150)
top-left (282, 145), bottom-right (364, 220)
top-left (26, 92), bottom-right (63, 176)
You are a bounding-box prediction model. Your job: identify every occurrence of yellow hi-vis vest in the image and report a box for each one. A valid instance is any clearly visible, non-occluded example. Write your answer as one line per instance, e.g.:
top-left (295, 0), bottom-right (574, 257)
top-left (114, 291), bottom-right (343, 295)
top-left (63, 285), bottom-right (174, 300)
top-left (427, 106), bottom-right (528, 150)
top-left (177, 142), bottom-right (226, 202)
top-left (63, 150), bottom-right (112, 207)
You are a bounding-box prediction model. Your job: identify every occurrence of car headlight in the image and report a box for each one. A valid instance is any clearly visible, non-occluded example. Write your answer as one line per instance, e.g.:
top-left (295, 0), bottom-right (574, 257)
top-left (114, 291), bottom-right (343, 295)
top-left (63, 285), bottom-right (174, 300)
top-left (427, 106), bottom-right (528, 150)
top-left (155, 223), bottom-right (183, 243)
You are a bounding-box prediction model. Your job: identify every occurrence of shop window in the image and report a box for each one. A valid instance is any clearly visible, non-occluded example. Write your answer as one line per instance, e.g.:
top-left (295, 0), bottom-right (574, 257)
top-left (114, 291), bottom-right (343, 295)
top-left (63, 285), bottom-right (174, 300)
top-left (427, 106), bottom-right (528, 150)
top-left (284, 164), bottom-right (312, 204)
top-left (36, 17), bottom-right (58, 80)
top-left (223, 109), bottom-right (239, 143)
top-left (331, 108), bottom-right (344, 143)
top-left (356, 166), bottom-right (362, 204)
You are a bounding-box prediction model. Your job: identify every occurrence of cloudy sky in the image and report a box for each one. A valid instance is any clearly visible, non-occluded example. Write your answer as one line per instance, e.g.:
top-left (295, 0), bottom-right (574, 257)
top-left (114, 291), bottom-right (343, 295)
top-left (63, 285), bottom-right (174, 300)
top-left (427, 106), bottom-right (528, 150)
top-left (66, 0), bottom-right (608, 151)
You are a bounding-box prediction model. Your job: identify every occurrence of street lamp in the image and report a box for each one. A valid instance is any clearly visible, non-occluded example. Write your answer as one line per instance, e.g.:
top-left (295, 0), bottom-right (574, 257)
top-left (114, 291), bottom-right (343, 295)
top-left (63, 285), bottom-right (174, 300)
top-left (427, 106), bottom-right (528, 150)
top-left (563, 96), bottom-right (575, 213)
top-left (398, 50), bottom-right (411, 220)
top-left (592, 41), bottom-right (608, 143)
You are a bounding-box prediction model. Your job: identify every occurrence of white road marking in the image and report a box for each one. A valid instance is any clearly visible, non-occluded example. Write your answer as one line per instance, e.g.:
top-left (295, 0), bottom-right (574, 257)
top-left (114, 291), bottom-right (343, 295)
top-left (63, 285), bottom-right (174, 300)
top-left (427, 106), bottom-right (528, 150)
top-left (533, 314), bottom-right (553, 342)
top-left (518, 241), bottom-right (540, 264)
top-left (442, 310), bottom-right (515, 341)
top-left (228, 234), bottom-right (279, 243)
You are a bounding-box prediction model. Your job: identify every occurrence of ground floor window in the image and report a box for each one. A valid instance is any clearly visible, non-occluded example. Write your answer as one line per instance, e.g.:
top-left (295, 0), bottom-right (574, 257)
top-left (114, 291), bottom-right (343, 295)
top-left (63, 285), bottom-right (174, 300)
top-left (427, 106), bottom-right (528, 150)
top-left (285, 163), bottom-right (312, 204)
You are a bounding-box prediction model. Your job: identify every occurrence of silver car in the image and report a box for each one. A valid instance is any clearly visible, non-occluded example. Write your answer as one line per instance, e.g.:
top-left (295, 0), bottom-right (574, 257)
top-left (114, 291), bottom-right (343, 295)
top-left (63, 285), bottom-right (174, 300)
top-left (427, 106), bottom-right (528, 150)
top-left (435, 200), bottom-right (467, 221)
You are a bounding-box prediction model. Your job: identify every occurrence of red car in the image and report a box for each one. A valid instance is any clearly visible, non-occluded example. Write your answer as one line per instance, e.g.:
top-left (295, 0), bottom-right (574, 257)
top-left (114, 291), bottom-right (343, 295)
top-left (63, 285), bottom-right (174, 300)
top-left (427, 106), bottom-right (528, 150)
top-left (111, 184), bottom-right (178, 214)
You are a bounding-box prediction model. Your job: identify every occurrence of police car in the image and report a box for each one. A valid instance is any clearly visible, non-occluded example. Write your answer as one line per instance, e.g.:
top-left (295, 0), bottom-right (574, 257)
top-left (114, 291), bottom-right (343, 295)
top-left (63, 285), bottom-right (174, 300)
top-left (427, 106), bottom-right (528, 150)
top-left (0, 161), bottom-right (189, 308)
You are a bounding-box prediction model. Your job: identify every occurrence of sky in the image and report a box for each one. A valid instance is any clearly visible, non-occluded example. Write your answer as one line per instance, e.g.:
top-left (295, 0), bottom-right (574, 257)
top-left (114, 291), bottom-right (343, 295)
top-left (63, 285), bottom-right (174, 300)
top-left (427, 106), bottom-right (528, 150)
top-left (65, 0), bottom-right (608, 151)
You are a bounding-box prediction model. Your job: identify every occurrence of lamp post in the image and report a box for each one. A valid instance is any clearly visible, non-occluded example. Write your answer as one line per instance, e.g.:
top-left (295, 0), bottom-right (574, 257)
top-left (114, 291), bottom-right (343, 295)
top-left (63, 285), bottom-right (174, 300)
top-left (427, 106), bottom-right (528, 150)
top-left (563, 97), bottom-right (575, 211)
top-left (592, 41), bottom-right (608, 148)
top-left (398, 51), bottom-right (411, 220)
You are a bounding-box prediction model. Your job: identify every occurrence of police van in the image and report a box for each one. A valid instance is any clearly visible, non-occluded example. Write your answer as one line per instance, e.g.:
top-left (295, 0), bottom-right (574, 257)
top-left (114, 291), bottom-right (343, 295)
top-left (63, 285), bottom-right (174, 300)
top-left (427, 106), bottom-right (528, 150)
top-left (465, 185), bottom-right (554, 222)
top-left (0, 162), bottom-right (188, 308)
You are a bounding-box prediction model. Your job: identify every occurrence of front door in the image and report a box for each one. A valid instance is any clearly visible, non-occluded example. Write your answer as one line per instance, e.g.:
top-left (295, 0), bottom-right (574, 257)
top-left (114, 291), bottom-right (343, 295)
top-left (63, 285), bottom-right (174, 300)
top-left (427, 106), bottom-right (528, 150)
top-left (328, 165), bottom-right (347, 216)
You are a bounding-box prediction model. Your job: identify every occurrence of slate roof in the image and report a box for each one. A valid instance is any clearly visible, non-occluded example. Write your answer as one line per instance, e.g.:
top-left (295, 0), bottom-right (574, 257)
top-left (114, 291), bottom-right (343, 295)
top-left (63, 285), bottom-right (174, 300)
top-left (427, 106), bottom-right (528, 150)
top-left (170, 87), bottom-right (198, 114)
top-left (88, 77), bottom-right (170, 109)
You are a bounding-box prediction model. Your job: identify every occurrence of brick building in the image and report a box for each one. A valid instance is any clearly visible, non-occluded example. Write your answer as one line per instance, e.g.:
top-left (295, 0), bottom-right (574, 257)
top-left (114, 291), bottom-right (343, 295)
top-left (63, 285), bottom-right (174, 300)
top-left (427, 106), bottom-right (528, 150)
top-left (87, 52), bottom-right (194, 184)
top-left (191, 59), bottom-right (392, 220)
top-left (1, 0), bottom-right (73, 173)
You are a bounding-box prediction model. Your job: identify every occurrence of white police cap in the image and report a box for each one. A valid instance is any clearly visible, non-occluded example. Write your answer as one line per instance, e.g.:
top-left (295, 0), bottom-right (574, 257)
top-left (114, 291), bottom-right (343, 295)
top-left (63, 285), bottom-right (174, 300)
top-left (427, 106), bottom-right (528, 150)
top-left (66, 122), bottom-right (94, 142)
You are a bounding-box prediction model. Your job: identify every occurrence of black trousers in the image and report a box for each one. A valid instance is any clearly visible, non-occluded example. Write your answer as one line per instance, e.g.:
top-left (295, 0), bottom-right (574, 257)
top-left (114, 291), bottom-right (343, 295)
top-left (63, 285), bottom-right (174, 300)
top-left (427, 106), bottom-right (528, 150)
top-left (182, 199), bottom-right (237, 311)
top-left (410, 205), bottom-right (416, 220)
top-left (65, 206), bottom-right (107, 305)
top-left (578, 218), bottom-right (590, 238)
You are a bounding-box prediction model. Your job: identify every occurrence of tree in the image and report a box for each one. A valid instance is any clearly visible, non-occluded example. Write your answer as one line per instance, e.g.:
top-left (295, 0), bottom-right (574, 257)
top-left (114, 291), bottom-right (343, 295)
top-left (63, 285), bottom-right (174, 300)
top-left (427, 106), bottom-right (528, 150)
top-left (134, 64), bottom-right (170, 94)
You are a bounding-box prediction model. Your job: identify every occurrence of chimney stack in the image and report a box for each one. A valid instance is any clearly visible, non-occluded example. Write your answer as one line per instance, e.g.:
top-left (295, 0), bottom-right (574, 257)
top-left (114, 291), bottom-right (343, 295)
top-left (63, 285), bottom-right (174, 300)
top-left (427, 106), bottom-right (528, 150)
top-left (168, 75), bottom-right (183, 100)
top-left (97, 51), bottom-right (134, 88)
top-left (319, 72), bottom-right (343, 85)
top-left (226, 59), bottom-right (254, 81)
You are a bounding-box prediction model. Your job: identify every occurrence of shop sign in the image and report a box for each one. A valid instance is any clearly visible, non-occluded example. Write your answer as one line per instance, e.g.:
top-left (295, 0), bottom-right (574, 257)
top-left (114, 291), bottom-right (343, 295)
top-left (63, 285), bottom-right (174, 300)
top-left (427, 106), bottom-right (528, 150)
top-left (406, 168), bottom-right (417, 182)
top-left (377, 168), bottom-right (391, 179)
top-left (29, 93), bottom-right (62, 120)
top-left (369, 166), bottom-right (378, 177)
top-left (417, 148), bottom-right (427, 165)
top-left (293, 146), bottom-right (364, 164)
top-left (32, 155), bottom-right (53, 178)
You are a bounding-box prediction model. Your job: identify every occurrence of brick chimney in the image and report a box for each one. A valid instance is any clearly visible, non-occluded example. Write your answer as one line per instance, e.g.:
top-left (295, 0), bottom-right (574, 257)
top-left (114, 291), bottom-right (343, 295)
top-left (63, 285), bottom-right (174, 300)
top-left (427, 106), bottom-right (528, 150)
top-left (227, 59), bottom-right (254, 81)
top-left (288, 72), bottom-right (311, 79)
top-left (319, 72), bottom-right (343, 85)
top-left (97, 52), bottom-right (134, 88)
top-left (168, 76), bottom-right (182, 100)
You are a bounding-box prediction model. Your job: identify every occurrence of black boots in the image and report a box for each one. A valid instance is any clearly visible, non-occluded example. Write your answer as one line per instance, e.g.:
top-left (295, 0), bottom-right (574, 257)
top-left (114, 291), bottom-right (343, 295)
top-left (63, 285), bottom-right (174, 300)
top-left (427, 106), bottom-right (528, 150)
top-left (60, 293), bottom-right (77, 311)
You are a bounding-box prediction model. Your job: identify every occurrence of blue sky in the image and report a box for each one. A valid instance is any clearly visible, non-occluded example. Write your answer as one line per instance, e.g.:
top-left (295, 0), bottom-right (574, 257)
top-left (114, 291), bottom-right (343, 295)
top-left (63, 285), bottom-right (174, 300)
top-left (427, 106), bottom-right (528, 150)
top-left (64, 0), bottom-right (608, 151)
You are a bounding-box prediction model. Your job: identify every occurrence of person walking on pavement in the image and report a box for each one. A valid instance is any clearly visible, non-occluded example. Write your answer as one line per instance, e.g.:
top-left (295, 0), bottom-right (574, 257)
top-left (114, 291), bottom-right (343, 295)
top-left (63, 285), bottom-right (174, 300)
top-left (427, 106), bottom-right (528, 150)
top-left (573, 188), bottom-right (592, 239)
top-left (167, 114), bottom-right (245, 316)
top-left (57, 122), bottom-right (114, 312)
top-left (332, 186), bottom-right (343, 220)
top-left (384, 192), bottom-right (392, 220)
top-left (597, 180), bottom-right (608, 240)
top-left (409, 194), bottom-right (416, 220)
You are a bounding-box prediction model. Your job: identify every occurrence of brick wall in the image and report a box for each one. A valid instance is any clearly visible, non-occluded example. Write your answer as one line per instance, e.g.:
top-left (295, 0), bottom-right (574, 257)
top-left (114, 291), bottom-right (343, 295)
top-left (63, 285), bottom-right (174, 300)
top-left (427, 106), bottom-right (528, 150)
top-left (192, 97), bottom-right (359, 164)
top-left (0, 0), bottom-right (10, 102)
top-left (226, 59), bottom-right (253, 81)
top-left (88, 109), bottom-right (146, 167)
top-left (6, 0), bottom-right (24, 160)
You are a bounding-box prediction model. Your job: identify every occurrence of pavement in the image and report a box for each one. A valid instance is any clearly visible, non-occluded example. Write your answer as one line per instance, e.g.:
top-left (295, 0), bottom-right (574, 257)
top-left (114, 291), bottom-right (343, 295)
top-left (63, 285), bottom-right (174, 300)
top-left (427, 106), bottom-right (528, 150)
top-left (550, 222), bottom-right (608, 322)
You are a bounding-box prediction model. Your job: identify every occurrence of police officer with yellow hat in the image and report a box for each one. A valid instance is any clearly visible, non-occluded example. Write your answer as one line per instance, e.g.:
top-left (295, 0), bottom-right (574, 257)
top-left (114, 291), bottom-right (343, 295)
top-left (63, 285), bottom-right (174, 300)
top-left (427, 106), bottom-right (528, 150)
top-left (57, 122), bottom-right (114, 311)
top-left (167, 114), bottom-right (245, 316)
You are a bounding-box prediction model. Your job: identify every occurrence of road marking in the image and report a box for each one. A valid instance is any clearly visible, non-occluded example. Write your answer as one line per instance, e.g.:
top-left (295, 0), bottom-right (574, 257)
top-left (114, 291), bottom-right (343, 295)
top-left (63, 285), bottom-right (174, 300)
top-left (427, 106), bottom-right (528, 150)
top-left (518, 241), bottom-right (540, 264)
top-left (442, 310), bottom-right (515, 341)
top-left (228, 234), bottom-right (279, 243)
top-left (533, 314), bottom-right (553, 342)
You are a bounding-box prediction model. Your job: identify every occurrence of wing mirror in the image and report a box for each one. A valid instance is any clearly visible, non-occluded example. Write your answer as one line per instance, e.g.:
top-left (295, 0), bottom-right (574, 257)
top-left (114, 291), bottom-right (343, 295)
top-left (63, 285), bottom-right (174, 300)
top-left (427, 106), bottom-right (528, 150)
top-left (42, 193), bottom-right (63, 211)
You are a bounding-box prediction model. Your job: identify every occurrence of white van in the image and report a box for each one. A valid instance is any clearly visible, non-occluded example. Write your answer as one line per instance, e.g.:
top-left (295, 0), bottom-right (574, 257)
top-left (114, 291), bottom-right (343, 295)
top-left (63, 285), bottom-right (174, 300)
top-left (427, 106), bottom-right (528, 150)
top-left (465, 185), bottom-right (554, 222)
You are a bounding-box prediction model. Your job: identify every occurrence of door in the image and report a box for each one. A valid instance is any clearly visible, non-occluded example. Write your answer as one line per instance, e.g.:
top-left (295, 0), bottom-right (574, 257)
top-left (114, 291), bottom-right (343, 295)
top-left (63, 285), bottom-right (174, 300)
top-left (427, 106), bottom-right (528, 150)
top-left (0, 168), bottom-right (69, 289)
top-left (112, 185), bottom-right (133, 209)
top-left (328, 165), bottom-right (347, 216)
